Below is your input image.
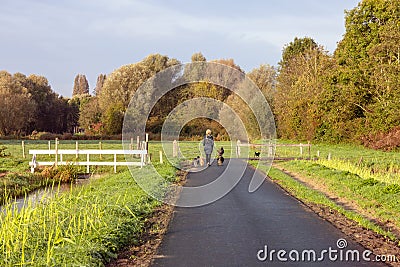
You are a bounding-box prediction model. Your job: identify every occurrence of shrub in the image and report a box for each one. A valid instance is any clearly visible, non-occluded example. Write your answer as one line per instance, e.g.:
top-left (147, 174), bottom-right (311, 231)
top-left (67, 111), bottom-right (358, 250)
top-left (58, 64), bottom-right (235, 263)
top-left (0, 144), bottom-right (9, 157)
top-left (60, 133), bottom-right (73, 140)
top-left (362, 126), bottom-right (400, 151)
top-left (41, 164), bottom-right (78, 183)
top-left (34, 132), bottom-right (61, 140)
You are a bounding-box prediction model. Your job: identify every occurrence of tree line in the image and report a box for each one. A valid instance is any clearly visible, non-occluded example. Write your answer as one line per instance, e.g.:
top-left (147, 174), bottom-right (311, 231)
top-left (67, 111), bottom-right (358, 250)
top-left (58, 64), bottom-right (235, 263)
top-left (0, 72), bottom-right (78, 136)
top-left (274, 0), bottom-right (399, 148)
top-left (0, 0), bottom-right (398, 148)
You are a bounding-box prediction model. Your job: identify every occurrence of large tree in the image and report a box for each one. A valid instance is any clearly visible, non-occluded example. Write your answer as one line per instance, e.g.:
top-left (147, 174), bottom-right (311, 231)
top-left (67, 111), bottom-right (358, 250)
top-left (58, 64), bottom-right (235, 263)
top-left (191, 52), bottom-right (206, 62)
top-left (72, 74), bottom-right (89, 96)
top-left (3, 72), bottom-right (79, 134)
top-left (274, 37), bottom-right (335, 140)
top-left (0, 71), bottom-right (36, 135)
top-left (334, 0), bottom-right (400, 135)
top-left (97, 54), bottom-right (180, 134)
top-left (94, 74), bottom-right (106, 96)
top-left (247, 64), bottom-right (277, 108)
top-left (78, 97), bottom-right (102, 134)
top-left (280, 37), bottom-right (318, 69)
top-left (26, 74), bottom-right (61, 133)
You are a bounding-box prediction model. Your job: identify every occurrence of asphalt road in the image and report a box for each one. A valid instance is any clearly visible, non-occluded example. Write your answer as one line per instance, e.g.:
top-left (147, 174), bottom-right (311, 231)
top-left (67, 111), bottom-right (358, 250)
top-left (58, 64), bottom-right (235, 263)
top-left (152, 159), bottom-right (382, 267)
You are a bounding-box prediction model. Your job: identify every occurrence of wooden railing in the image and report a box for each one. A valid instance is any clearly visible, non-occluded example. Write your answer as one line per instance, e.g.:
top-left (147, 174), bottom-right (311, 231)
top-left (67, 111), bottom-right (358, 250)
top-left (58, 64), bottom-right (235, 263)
top-left (29, 149), bottom-right (147, 173)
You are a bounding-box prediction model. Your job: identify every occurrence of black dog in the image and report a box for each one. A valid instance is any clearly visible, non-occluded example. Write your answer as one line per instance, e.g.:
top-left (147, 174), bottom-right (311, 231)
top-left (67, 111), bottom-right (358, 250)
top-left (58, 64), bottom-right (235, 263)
top-left (217, 147), bottom-right (225, 166)
top-left (254, 151), bottom-right (260, 158)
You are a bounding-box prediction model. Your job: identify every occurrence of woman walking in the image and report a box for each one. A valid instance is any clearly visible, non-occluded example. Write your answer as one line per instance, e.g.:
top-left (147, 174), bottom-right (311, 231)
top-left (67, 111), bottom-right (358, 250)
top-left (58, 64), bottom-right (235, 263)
top-left (202, 129), bottom-right (214, 166)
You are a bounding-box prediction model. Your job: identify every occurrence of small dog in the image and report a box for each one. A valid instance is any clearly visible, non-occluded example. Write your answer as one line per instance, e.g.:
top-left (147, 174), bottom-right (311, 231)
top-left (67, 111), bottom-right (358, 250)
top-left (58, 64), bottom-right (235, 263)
top-left (254, 151), bottom-right (260, 158)
top-left (217, 147), bottom-right (225, 166)
top-left (193, 156), bottom-right (200, 167)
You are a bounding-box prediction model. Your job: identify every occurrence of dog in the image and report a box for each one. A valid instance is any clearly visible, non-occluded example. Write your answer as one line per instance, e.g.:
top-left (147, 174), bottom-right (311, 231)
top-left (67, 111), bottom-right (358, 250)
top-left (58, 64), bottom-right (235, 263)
top-left (217, 147), bottom-right (225, 166)
top-left (254, 151), bottom-right (260, 158)
top-left (193, 156), bottom-right (200, 167)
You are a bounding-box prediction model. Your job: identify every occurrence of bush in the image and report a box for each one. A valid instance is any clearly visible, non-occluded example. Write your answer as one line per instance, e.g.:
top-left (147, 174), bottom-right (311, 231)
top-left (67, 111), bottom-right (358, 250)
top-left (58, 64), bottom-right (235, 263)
top-left (362, 126), bottom-right (400, 151)
top-left (34, 132), bottom-right (61, 140)
top-left (41, 164), bottom-right (78, 183)
top-left (0, 135), bottom-right (19, 140)
top-left (60, 133), bottom-right (73, 140)
top-left (0, 144), bottom-right (9, 157)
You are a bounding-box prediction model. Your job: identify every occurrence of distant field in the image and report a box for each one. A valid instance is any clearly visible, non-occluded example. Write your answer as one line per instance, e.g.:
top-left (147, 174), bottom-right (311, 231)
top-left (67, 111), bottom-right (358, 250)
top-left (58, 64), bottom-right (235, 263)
top-left (1, 139), bottom-right (399, 178)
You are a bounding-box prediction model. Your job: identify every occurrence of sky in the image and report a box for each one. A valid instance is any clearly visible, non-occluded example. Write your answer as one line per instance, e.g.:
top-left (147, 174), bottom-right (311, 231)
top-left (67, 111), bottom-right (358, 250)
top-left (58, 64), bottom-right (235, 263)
top-left (0, 0), bottom-right (360, 97)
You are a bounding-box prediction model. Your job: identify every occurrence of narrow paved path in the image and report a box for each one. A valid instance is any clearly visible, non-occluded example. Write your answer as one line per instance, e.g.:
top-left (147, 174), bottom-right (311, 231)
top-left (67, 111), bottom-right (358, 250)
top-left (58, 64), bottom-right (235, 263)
top-left (152, 159), bottom-right (380, 266)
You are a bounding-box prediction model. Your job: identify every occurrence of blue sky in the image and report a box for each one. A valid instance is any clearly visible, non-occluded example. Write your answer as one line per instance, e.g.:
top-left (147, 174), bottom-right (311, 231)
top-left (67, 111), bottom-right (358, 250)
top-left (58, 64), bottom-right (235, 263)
top-left (1, 0), bottom-right (360, 97)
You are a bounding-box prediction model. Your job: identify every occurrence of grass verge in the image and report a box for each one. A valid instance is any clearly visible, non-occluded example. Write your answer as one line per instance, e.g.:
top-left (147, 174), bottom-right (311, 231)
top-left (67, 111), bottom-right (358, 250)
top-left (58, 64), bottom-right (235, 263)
top-left (276, 160), bottom-right (400, 237)
top-left (251, 161), bottom-right (399, 244)
top-left (0, 164), bottom-right (177, 266)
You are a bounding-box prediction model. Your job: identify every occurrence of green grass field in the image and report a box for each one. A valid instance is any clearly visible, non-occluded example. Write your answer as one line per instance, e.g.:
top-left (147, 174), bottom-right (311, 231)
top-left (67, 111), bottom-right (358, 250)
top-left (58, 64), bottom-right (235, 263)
top-left (1, 139), bottom-right (398, 186)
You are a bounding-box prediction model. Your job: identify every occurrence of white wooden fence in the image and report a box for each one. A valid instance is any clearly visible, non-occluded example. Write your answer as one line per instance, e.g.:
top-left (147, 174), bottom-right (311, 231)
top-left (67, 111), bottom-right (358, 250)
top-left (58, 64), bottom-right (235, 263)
top-left (29, 149), bottom-right (147, 173)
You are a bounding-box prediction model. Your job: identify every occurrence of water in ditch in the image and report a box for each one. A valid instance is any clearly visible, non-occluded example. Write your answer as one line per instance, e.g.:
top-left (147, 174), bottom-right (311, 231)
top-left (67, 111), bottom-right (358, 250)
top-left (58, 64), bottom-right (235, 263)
top-left (1, 176), bottom-right (94, 214)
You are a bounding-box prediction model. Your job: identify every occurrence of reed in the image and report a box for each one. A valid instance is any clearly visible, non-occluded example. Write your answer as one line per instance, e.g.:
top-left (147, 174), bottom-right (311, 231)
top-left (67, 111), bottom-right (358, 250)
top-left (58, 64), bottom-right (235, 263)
top-left (0, 163), bottom-right (176, 266)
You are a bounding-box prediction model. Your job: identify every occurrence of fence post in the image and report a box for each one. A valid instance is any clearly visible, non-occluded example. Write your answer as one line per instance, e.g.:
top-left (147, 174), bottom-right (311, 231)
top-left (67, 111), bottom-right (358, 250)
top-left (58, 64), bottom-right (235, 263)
top-left (22, 141), bottom-right (26, 159)
top-left (308, 141), bottom-right (311, 159)
top-left (55, 138), bottom-right (58, 167)
top-left (114, 153), bottom-right (117, 173)
top-left (328, 153), bottom-right (331, 160)
top-left (146, 133), bottom-right (149, 162)
top-left (173, 140), bottom-right (178, 157)
top-left (268, 141), bottom-right (273, 157)
top-left (159, 151), bottom-right (163, 164)
top-left (87, 153), bottom-right (90, 173)
top-left (236, 140), bottom-right (241, 158)
top-left (76, 141), bottom-right (79, 159)
top-left (99, 141), bottom-right (102, 159)
top-left (48, 141), bottom-right (51, 156)
top-left (141, 141), bottom-right (145, 150)
top-left (317, 150), bottom-right (320, 158)
top-left (136, 136), bottom-right (140, 150)
top-left (31, 154), bottom-right (36, 173)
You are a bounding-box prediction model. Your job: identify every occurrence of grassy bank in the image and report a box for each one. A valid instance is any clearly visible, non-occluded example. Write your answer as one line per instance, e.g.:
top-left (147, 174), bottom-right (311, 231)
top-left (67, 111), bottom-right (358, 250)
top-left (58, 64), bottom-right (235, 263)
top-left (251, 161), bottom-right (400, 245)
top-left (307, 142), bottom-right (400, 185)
top-left (276, 160), bottom-right (400, 234)
top-left (0, 172), bottom-right (58, 205)
top-left (0, 164), bottom-right (177, 266)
